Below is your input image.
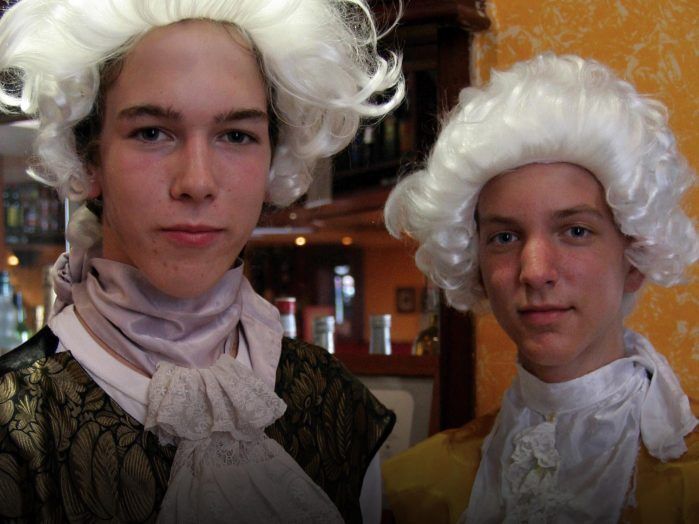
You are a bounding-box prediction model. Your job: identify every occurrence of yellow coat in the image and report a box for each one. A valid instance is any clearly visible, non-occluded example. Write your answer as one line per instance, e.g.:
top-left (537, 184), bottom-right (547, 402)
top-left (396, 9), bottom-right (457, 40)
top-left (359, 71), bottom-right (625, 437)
top-left (383, 413), bottom-right (699, 523)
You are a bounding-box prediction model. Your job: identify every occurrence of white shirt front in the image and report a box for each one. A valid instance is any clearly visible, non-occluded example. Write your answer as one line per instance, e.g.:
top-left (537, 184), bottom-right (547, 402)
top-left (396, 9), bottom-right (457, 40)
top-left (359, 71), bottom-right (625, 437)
top-left (462, 329), bottom-right (697, 523)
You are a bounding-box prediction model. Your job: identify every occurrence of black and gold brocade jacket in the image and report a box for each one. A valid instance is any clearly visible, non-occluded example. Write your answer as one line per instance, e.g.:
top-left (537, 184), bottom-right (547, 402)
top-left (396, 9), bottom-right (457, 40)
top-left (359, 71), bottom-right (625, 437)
top-left (0, 328), bottom-right (395, 523)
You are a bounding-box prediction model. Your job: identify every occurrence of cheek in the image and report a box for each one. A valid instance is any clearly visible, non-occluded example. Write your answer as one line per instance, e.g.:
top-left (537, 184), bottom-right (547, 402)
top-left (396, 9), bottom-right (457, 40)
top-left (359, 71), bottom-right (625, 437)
top-left (567, 252), bottom-right (628, 306)
top-left (218, 177), bottom-right (267, 231)
top-left (229, 163), bottom-right (268, 197)
top-left (479, 257), bottom-right (516, 298)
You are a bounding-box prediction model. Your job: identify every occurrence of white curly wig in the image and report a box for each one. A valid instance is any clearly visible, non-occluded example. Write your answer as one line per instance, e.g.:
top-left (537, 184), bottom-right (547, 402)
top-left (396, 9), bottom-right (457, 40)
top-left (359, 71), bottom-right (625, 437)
top-left (0, 0), bottom-right (403, 207)
top-left (384, 53), bottom-right (698, 312)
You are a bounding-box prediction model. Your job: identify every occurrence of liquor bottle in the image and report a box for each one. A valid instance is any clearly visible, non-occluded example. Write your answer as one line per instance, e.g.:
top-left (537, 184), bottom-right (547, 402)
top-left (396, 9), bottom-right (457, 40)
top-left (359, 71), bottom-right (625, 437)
top-left (0, 272), bottom-right (20, 354)
top-left (2, 189), bottom-right (10, 232)
top-left (369, 314), bottom-right (391, 355)
top-left (15, 291), bottom-right (30, 343)
top-left (381, 114), bottom-right (398, 159)
top-left (7, 187), bottom-right (22, 235)
top-left (22, 184), bottom-right (39, 235)
top-left (312, 315), bottom-right (335, 353)
top-left (43, 265), bottom-right (57, 319)
top-left (361, 125), bottom-right (376, 165)
top-left (38, 185), bottom-right (52, 235)
top-left (412, 284), bottom-right (440, 356)
top-left (274, 296), bottom-right (297, 338)
top-left (34, 305), bottom-right (45, 332)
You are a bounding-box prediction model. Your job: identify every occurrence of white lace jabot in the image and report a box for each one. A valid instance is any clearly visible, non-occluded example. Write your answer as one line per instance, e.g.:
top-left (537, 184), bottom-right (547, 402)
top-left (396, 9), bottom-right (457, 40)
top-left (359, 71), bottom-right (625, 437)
top-left (146, 353), bottom-right (343, 523)
top-left (462, 329), bottom-right (697, 524)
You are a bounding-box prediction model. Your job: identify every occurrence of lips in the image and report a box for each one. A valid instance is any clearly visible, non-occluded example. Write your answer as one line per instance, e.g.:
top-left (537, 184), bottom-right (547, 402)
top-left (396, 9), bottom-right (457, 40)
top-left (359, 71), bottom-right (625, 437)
top-left (518, 305), bottom-right (573, 326)
top-left (161, 224), bottom-right (224, 247)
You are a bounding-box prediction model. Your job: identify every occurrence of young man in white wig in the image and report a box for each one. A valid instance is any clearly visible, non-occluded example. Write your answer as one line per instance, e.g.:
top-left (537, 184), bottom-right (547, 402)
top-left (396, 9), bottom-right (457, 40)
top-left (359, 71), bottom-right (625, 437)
top-left (382, 53), bottom-right (699, 522)
top-left (0, 0), bottom-right (404, 522)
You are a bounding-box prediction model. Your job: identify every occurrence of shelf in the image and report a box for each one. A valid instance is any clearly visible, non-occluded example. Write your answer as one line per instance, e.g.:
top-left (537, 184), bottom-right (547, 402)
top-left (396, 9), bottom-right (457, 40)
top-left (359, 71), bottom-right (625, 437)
top-left (261, 185), bottom-right (394, 229)
top-left (371, 0), bottom-right (490, 32)
top-left (332, 158), bottom-right (403, 194)
top-left (5, 233), bottom-right (64, 247)
top-left (336, 353), bottom-right (438, 377)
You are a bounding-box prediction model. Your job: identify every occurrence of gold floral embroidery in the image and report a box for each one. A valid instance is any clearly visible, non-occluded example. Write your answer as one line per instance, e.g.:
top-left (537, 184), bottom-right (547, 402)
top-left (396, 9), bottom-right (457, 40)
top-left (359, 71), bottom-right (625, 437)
top-left (0, 373), bottom-right (17, 425)
top-left (0, 331), bottom-right (395, 523)
top-left (268, 337), bottom-right (396, 524)
top-left (0, 352), bottom-right (173, 522)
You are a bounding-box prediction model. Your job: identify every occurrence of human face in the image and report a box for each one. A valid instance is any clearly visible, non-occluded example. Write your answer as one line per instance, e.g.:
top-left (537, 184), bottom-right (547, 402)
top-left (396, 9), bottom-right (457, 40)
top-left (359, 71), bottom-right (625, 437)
top-left (89, 20), bottom-right (271, 298)
top-left (476, 163), bottom-right (644, 383)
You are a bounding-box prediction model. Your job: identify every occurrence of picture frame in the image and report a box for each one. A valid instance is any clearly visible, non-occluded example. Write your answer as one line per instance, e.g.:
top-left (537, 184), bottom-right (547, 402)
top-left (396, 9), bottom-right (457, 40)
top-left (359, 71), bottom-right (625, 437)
top-left (395, 286), bottom-right (416, 313)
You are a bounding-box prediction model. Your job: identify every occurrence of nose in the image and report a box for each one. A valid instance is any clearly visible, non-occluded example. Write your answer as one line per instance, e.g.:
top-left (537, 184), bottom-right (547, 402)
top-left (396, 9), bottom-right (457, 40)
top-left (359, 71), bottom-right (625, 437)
top-left (170, 138), bottom-right (218, 201)
top-left (519, 236), bottom-right (559, 289)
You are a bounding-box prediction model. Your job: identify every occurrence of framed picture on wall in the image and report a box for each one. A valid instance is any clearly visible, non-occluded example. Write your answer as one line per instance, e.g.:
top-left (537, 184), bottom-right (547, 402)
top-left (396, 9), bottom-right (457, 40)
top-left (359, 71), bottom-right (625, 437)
top-left (395, 287), bottom-right (416, 313)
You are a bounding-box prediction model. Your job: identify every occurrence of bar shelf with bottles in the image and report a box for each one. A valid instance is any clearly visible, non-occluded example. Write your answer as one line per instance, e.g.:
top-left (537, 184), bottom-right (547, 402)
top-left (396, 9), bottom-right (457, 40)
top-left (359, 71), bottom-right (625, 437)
top-left (1, 179), bottom-right (65, 343)
top-left (331, 67), bottom-right (438, 195)
top-left (3, 182), bottom-right (65, 246)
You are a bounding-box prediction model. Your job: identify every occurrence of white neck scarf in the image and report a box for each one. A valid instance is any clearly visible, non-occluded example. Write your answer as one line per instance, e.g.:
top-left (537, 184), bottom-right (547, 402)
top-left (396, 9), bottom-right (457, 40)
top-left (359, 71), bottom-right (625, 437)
top-left (52, 244), bottom-right (245, 375)
top-left (462, 329), bottom-right (697, 523)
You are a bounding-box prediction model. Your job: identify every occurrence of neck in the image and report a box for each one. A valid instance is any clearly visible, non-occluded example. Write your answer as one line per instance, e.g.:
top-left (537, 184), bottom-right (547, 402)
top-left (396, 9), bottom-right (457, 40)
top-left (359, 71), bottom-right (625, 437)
top-left (520, 328), bottom-right (626, 383)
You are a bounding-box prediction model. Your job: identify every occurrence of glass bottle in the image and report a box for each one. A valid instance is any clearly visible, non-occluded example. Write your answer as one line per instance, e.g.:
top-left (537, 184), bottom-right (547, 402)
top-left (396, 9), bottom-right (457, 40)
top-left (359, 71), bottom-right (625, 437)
top-left (369, 314), bottom-right (391, 355)
top-left (0, 272), bottom-right (20, 354)
top-left (412, 285), bottom-right (440, 356)
top-left (15, 291), bottom-right (30, 343)
top-left (274, 296), bottom-right (297, 338)
top-left (313, 315), bottom-right (335, 354)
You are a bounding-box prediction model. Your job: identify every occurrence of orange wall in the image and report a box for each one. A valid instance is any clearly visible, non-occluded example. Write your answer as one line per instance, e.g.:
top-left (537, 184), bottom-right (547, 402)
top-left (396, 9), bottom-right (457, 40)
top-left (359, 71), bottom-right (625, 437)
top-left (363, 244), bottom-right (424, 343)
top-left (472, 0), bottom-right (699, 416)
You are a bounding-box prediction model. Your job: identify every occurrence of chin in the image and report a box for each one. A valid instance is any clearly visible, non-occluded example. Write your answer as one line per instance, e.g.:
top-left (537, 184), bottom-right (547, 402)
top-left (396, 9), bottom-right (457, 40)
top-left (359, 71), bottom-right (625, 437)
top-left (518, 340), bottom-right (579, 367)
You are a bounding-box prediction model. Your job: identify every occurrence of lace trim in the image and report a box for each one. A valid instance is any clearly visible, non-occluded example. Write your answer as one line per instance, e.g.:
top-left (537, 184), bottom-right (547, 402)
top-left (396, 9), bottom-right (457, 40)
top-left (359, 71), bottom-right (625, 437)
top-left (145, 353), bottom-right (286, 444)
top-left (145, 353), bottom-right (343, 523)
top-left (505, 419), bottom-right (572, 522)
top-left (164, 436), bottom-right (343, 523)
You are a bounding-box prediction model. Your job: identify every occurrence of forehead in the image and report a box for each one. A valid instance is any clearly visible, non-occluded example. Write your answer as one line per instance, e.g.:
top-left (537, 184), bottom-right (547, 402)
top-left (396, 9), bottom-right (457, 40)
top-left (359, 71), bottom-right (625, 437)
top-left (104, 19), bottom-right (267, 112)
top-left (129, 19), bottom-right (254, 60)
top-left (477, 162), bottom-right (614, 223)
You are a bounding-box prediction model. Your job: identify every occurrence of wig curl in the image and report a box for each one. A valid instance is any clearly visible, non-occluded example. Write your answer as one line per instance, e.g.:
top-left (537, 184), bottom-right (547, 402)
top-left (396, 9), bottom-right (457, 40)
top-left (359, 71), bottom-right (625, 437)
top-left (384, 53), bottom-right (698, 312)
top-left (0, 0), bottom-right (404, 208)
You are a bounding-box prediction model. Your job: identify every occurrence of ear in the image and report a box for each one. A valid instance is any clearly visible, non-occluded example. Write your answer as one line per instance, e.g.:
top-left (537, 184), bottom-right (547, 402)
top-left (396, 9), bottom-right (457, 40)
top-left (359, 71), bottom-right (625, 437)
top-left (86, 165), bottom-right (102, 199)
top-left (623, 264), bottom-right (645, 294)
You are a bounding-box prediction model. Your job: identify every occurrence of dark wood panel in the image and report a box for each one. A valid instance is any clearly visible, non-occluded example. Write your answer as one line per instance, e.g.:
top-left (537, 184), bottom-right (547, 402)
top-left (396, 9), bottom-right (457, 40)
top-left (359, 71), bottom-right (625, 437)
top-left (337, 353), bottom-right (438, 376)
top-left (372, 0), bottom-right (490, 31)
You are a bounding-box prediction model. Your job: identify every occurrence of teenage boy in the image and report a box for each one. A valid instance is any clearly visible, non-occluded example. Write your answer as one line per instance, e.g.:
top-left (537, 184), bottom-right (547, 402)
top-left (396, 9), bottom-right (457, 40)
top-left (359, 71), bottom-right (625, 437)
top-left (383, 53), bottom-right (698, 523)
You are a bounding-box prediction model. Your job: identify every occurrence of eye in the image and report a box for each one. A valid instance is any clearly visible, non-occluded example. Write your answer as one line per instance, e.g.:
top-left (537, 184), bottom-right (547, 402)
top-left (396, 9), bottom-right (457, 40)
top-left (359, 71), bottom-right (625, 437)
top-left (567, 225), bottom-right (592, 239)
top-left (222, 130), bottom-right (255, 144)
top-left (131, 127), bottom-right (168, 142)
top-left (489, 231), bottom-right (519, 245)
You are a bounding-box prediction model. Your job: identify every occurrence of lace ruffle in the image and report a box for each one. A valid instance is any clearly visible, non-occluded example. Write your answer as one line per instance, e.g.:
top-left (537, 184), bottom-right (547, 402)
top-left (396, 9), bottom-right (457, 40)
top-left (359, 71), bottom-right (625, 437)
top-left (162, 435), bottom-right (342, 523)
top-left (505, 420), bottom-right (571, 522)
top-left (145, 353), bottom-right (286, 444)
top-left (145, 354), bottom-right (343, 523)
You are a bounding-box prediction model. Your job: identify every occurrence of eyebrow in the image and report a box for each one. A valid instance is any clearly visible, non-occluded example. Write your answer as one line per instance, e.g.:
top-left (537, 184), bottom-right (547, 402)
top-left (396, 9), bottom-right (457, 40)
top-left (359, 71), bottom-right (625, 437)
top-left (553, 205), bottom-right (606, 221)
top-left (117, 104), bottom-right (268, 124)
top-left (214, 108), bottom-right (268, 124)
top-left (118, 104), bottom-right (182, 121)
top-left (478, 205), bottom-right (607, 228)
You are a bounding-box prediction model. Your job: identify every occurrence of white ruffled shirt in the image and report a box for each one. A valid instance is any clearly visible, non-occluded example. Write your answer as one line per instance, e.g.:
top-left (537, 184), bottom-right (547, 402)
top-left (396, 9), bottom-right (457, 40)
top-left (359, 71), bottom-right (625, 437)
top-left (462, 329), bottom-right (697, 523)
top-left (49, 305), bottom-right (381, 523)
